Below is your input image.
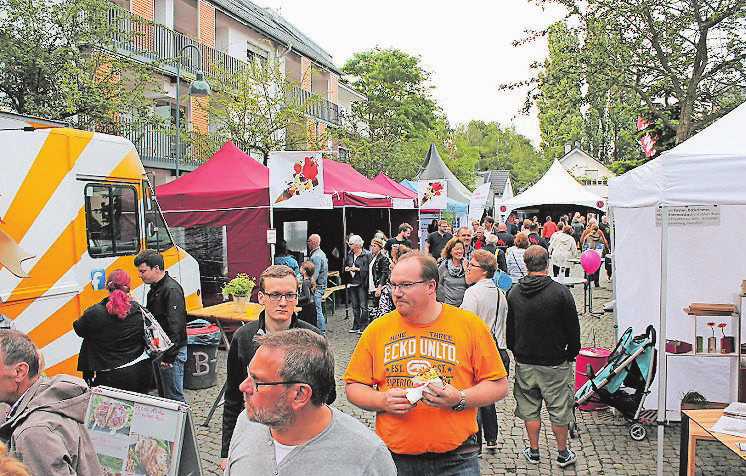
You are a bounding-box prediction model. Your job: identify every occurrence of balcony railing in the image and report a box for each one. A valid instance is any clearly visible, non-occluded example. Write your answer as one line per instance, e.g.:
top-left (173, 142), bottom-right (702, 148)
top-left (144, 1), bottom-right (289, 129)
top-left (108, 8), bottom-right (340, 127)
top-left (106, 120), bottom-right (204, 171)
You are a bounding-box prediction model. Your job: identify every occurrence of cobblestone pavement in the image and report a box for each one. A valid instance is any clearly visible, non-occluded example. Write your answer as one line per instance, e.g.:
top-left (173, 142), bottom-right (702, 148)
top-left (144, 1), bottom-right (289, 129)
top-left (185, 269), bottom-right (746, 475)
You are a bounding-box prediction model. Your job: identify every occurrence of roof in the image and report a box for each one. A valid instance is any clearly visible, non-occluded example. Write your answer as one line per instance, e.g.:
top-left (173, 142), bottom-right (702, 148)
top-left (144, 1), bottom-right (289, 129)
top-left (211, 0), bottom-right (342, 75)
top-left (500, 160), bottom-right (606, 212)
top-left (480, 170), bottom-right (511, 198)
top-left (414, 144), bottom-right (472, 204)
top-left (156, 141), bottom-right (268, 211)
top-left (609, 100), bottom-right (746, 208)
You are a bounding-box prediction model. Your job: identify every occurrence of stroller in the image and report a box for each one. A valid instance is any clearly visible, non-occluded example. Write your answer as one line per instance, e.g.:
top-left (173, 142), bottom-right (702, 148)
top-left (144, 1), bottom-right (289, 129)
top-left (572, 325), bottom-right (657, 441)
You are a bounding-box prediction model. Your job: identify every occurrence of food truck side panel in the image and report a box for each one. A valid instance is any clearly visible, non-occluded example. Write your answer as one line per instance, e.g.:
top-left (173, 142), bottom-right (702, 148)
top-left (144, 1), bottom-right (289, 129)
top-left (0, 125), bottom-right (202, 376)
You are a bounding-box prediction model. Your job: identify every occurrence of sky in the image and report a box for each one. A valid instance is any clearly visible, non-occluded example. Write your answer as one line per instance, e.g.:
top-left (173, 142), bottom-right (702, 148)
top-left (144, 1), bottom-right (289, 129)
top-left (258, 0), bottom-right (567, 146)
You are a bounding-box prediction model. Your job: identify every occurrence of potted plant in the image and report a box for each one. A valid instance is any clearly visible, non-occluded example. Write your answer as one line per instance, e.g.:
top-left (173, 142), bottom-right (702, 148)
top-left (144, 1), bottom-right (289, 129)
top-left (222, 274), bottom-right (255, 312)
top-left (719, 323), bottom-right (735, 354)
top-left (706, 322), bottom-right (717, 353)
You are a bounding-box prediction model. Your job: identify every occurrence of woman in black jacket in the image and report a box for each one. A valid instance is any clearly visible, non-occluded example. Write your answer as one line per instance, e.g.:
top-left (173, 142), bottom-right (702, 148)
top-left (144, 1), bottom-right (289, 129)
top-left (368, 237), bottom-right (391, 317)
top-left (74, 269), bottom-right (151, 393)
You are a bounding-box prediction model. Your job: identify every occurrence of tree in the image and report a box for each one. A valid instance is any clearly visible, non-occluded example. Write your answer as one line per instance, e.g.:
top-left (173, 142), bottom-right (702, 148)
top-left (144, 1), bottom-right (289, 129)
top-left (450, 120), bottom-right (544, 190)
top-left (535, 23), bottom-right (585, 162)
top-left (0, 0), bottom-right (161, 131)
top-left (342, 48), bottom-right (438, 142)
top-left (331, 48), bottom-right (440, 179)
top-left (194, 56), bottom-right (318, 165)
top-left (507, 0), bottom-right (746, 164)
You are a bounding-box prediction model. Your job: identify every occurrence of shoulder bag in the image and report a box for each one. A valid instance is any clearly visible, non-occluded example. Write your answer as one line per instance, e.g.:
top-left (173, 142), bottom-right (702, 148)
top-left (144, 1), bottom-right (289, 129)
top-left (141, 306), bottom-right (173, 357)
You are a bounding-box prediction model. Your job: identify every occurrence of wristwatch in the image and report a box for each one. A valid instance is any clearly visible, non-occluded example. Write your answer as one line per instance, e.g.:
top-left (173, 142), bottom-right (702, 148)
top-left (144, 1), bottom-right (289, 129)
top-left (451, 390), bottom-right (466, 412)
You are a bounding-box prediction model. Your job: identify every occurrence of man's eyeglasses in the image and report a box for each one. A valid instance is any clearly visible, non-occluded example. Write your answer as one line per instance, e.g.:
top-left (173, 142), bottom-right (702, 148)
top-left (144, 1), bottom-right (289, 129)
top-left (466, 262), bottom-right (483, 269)
top-left (262, 292), bottom-right (299, 301)
top-left (390, 280), bottom-right (430, 291)
top-left (247, 377), bottom-right (308, 392)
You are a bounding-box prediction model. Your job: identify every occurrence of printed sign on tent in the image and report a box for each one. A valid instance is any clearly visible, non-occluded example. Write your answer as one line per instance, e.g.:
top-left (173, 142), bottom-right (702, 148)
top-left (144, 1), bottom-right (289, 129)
top-left (418, 180), bottom-right (447, 210)
top-left (468, 182), bottom-right (491, 221)
top-left (269, 151), bottom-right (324, 208)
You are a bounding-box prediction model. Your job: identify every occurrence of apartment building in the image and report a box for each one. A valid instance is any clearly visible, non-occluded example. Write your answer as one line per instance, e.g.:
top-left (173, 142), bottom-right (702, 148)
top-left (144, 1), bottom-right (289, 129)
top-left (109, 0), bottom-right (358, 184)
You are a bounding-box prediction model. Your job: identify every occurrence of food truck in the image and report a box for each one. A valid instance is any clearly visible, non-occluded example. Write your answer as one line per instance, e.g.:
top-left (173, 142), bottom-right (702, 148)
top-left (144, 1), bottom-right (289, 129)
top-left (0, 112), bottom-right (202, 376)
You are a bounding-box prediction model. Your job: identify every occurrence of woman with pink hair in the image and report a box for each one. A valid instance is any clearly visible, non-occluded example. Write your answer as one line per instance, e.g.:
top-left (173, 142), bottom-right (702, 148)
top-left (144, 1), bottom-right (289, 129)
top-left (74, 269), bottom-right (151, 393)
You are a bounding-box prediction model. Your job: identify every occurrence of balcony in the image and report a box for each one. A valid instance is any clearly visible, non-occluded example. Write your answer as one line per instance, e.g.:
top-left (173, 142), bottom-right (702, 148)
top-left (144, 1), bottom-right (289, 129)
top-left (108, 120), bottom-right (204, 171)
top-left (108, 8), bottom-right (340, 128)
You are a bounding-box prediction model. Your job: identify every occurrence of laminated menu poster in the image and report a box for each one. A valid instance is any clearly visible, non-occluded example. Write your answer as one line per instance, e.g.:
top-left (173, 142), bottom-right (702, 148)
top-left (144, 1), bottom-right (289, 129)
top-left (85, 386), bottom-right (203, 476)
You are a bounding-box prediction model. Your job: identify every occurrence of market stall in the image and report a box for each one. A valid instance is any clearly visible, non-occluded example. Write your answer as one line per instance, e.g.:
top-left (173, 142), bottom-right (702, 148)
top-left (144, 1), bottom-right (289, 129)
top-left (609, 102), bottom-right (746, 419)
top-left (497, 160), bottom-right (606, 222)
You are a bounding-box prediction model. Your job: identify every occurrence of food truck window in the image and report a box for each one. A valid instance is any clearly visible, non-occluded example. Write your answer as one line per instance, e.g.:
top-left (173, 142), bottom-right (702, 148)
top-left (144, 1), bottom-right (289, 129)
top-left (85, 184), bottom-right (139, 257)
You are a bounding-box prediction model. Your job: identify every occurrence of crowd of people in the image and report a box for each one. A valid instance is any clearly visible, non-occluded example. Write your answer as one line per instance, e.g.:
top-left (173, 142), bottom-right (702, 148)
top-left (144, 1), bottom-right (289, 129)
top-left (0, 211), bottom-right (609, 475)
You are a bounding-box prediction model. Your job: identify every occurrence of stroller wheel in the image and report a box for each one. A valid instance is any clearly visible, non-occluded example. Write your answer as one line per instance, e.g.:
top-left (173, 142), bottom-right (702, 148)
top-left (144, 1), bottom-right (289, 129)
top-left (569, 420), bottom-right (579, 439)
top-left (629, 423), bottom-right (647, 441)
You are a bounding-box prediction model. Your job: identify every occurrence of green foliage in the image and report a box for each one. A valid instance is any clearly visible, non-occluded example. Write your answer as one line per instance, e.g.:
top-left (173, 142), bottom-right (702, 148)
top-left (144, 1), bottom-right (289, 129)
top-left (194, 57), bottom-right (318, 165)
top-left (221, 273), bottom-right (255, 298)
top-left (342, 48), bottom-right (438, 142)
top-left (507, 0), bottom-right (746, 172)
top-left (536, 23), bottom-right (585, 162)
top-left (0, 0), bottom-right (163, 131)
top-left (331, 48), bottom-right (442, 181)
top-left (450, 120), bottom-right (545, 190)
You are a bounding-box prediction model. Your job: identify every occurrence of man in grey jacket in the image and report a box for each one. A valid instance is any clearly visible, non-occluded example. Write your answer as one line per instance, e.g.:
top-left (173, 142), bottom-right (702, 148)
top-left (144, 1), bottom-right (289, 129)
top-left (225, 329), bottom-right (396, 476)
top-left (0, 330), bottom-right (102, 475)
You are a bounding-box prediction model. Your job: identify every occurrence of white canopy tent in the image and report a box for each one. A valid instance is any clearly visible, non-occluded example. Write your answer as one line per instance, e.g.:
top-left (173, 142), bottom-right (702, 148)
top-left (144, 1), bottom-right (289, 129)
top-left (609, 102), bottom-right (746, 474)
top-left (609, 101), bottom-right (746, 415)
top-left (498, 160), bottom-right (606, 215)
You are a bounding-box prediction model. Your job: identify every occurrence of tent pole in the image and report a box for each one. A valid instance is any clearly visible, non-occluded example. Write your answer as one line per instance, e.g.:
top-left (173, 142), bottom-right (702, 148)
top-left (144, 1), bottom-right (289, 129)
top-left (656, 206), bottom-right (669, 476)
top-left (343, 206), bottom-right (349, 321)
top-left (270, 202), bottom-right (275, 265)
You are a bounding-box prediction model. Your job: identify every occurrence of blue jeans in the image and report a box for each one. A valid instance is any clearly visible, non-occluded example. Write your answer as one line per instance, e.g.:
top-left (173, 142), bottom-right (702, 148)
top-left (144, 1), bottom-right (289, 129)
top-left (390, 451), bottom-right (480, 476)
top-left (153, 346), bottom-right (187, 402)
top-left (348, 285), bottom-right (368, 330)
top-left (314, 288), bottom-right (325, 334)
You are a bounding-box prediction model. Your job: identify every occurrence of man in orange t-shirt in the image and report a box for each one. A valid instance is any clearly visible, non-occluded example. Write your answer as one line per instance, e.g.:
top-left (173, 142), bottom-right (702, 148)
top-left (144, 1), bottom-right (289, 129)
top-left (343, 253), bottom-right (508, 475)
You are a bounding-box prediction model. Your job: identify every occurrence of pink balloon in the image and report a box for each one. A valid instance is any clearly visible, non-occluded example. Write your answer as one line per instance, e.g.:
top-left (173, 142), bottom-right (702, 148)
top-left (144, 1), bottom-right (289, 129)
top-left (580, 250), bottom-right (602, 274)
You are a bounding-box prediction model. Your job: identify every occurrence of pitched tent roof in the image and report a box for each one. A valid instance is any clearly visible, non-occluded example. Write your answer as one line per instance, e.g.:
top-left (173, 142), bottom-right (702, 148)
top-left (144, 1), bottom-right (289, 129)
top-left (372, 174), bottom-right (417, 199)
top-left (156, 141), bottom-right (268, 211)
top-left (323, 160), bottom-right (411, 207)
top-left (414, 144), bottom-right (472, 204)
top-left (609, 100), bottom-right (746, 208)
top-left (499, 160), bottom-right (606, 212)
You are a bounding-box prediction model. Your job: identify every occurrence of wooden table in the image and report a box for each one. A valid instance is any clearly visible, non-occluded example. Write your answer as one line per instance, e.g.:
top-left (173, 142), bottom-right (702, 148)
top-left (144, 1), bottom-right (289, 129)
top-left (187, 301), bottom-right (299, 426)
top-left (680, 408), bottom-right (746, 476)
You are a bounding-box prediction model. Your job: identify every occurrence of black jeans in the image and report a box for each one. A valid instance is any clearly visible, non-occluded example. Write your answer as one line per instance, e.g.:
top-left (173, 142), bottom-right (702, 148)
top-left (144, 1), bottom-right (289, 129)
top-left (349, 285), bottom-right (368, 330)
top-left (477, 349), bottom-right (511, 447)
top-left (552, 265), bottom-right (571, 277)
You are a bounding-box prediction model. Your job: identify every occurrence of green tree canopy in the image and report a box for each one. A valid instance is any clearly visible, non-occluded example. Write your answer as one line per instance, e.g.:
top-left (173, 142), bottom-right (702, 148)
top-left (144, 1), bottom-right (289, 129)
top-left (332, 48), bottom-right (441, 180)
top-left (194, 56), bottom-right (317, 165)
top-left (0, 0), bottom-right (160, 131)
top-left (505, 0), bottom-right (746, 170)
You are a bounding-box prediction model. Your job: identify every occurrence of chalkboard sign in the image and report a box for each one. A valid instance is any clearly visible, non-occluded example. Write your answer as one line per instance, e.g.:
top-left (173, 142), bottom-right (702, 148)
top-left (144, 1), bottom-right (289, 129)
top-left (85, 386), bottom-right (203, 476)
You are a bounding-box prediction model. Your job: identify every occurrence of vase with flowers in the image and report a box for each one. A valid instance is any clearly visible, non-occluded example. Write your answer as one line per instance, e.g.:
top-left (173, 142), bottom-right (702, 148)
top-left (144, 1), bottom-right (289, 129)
top-left (706, 322), bottom-right (717, 353)
top-left (222, 274), bottom-right (256, 312)
top-left (719, 322), bottom-right (735, 354)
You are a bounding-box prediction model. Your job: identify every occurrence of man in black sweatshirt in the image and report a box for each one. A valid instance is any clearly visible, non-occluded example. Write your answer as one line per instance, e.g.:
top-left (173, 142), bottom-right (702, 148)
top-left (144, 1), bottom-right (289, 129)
top-left (220, 265), bottom-right (322, 470)
top-left (506, 246), bottom-right (580, 468)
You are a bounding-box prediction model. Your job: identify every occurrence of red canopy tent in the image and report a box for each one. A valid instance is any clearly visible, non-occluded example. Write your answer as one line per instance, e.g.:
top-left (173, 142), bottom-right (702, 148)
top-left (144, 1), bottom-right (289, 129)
top-left (325, 161), bottom-right (411, 207)
top-left (155, 142), bottom-right (270, 300)
top-left (372, 173), bottom-right (418, 201)
top-left (156, 143), bottom-right (419, 302)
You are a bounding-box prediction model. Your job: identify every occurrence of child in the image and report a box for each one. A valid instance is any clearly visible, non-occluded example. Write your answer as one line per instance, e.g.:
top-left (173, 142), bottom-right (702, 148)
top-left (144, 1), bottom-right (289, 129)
top-left (298, 261), bottom-right (317, 326)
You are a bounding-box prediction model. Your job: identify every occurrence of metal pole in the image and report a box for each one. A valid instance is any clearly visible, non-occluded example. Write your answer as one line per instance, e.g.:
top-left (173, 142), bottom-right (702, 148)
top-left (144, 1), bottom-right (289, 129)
top-left (174, 44), bottom-right (203, 178)
top-left (175, 57), bottom-right (181, 177)
top-left (343, 206), bottom-right (349, 320)
top-left (656, 206), bottom-right (669, 476)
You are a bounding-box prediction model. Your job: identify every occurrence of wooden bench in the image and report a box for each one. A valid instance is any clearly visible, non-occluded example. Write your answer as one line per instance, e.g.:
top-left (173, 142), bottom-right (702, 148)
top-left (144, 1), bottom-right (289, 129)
top-left (322, 284), bottom-right (346, 315)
